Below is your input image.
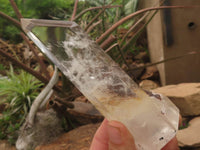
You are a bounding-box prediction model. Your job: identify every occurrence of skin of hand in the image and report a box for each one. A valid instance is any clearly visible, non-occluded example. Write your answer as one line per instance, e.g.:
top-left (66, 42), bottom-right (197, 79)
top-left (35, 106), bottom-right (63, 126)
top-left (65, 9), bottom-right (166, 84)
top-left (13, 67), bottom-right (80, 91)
top-left (90, 119), bottom-right (180, 150)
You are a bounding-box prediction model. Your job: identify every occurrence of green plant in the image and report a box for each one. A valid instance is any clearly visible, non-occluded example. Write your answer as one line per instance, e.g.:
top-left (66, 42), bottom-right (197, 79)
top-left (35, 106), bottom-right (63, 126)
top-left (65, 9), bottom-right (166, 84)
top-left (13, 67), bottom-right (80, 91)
top-left (0, 64), bottom-right (5, 71)
top-left (24, 0), bottom-right (74, 19)
top-left (0, 66), bottom-right (43, 144)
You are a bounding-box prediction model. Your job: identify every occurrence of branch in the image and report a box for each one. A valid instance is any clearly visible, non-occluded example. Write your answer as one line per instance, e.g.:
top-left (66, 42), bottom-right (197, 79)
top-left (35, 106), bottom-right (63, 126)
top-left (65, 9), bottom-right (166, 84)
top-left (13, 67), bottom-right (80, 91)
top-left (74, 5), bottom-right (122, 21)
top-left (20, 33), bottom-right (50, 78)
top-left (0, 11), bottom-right (21, 29)
top-left (84, 8), bottom-right (105, 31)
top-left (119, 11), bottom-right (150, 47)
top-left (121, 10), bottom-right (157, 52)
top-left (9, 1), bottom-right (50, 79)
top-left (86, 19), bottom-right (102, 33)
top-left (9, 0), bottom-right (23, 19)
top-left (28, 67), bottom-right (59, 125)
top-left (0, 39), bottom-right (19, 60)
top-left (105, 43), bottom-right (118, 53)
top-left (100, 34), bottom-right (116, 50)
top-left (71, 0), bottom-right (79, 21)
top-left (131, 51), bottom-right (199, 71)
top-left (96, 5), bottom-right (197, 44)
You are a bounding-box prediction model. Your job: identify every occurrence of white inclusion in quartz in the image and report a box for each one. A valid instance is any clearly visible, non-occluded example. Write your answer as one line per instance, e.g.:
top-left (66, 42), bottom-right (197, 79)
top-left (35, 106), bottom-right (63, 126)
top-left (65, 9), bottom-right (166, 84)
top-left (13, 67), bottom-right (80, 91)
top-left (42, 27), bottom-right (179, 150)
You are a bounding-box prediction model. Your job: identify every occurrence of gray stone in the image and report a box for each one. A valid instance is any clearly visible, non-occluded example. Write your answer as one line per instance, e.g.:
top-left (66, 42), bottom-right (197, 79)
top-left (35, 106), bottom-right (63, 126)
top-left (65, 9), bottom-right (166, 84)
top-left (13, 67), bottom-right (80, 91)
top-left (153, 83), bottom-right (200, 116)
top-left (35, 123), bottom-right (100, 150)
top-left (177, 117), bottom-right (200, 148)
top-left (139, 80), bottom-right (160, 90)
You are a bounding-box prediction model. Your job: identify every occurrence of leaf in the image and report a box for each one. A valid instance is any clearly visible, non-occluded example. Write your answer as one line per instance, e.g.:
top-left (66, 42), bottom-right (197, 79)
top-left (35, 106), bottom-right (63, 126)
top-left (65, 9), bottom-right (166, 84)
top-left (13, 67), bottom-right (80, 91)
top-left (124, 0), bottom-right (138, 15)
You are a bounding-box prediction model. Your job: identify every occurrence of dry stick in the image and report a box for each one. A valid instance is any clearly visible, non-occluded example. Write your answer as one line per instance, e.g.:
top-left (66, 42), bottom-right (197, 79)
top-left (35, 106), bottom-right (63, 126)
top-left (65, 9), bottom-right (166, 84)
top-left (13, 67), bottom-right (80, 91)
top-left (105, 42), bottom-right (131, 70)
top-left (119, 12), bottom-right (150, 47)
top-left (0, 11), bottom-right (21, 28)
top-left (85, 9), bottom-right (105, 31)
top-left (96, 5), bottom-right (197, 44)
top-left (0, 39), bottom-right (19, 60)
top-left (116, 44), bottom-right (131, 69)
top-left (9, 0), bottom-right (23, 19)
top-left (28, 67), bottom-right (59, 125)
top-left (131, 51), bottom-right (199, 71)
top-left (120, 0), bottom-right (164, 47)
top-left (100, 34), bottom-right (116, 50)
top-left (85, 0), bottom-right (121, 31)
top-left (71, 0), bottom-right (79, 21)
top-left (9, 0), bottom-right (49, 77)
top-left (54, 97), bottom-right (74, 109)
top-left (121, 10), bottom-right (158, 52)
top-left (74, 5), bottom-right (122, 21)
top-left (105, 43), bottom-right (132, 75)
top-left (86, 19), bottom-right (102, 33)
top-left (20, 33), bottom-right (50, 78)
top-left (0, 48), bottom-right (62, 93)
top-left (105, 43), bottom-right (118, 53)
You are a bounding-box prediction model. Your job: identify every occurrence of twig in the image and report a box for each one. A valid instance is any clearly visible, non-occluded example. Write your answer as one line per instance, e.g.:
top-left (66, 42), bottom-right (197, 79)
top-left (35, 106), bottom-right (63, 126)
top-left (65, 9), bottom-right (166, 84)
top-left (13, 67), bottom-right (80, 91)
top-left (121, 9), bottom-right (158, 52)
top-left (0, 39), bottom-right (19, 60)
top-left (96, 5), bottom-right (197, 44)
top-left (85, 0), bottom-right (121, 35)
top-left (9, 0), bottom-right (23, 19)
top-left (0, 11), bottom-right (21, 29)
top-left (120, 0), bottom-right (164, 47)
top-left (71, 0), bottom-right (79, 21)
top-left (20, 33), bottom-right (50, 78)
top-left (9, 0), bottom-right (50, 79)
top-left (84, 8), bottom-right (105, 31)
top-left (54, 97), bottom-right (74, 109)
top-left (28, 67), bottom-right (59, 125)
top-left (100, 34), bottom-right (116, 50)
top-left (131, 51), bottom-right (199, 71)
top-left (115, 44), bottom-right (131, 69)
top-left (86, 19), bottom-right (102, 33)
top-left (74, 5), bottom-right (122, 21)
top-left (105, 43), bottom-right (118, 53)
top-left (119, 12), bottom-right (150, 47)
top-left (105, 43), bottom-right (131, 69)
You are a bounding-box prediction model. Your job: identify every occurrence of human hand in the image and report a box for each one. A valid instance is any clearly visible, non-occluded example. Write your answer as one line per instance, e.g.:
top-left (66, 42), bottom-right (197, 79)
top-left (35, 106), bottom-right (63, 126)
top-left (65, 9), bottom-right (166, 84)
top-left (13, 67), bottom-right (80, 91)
top-left (90, 119), bottom-right (179, 150)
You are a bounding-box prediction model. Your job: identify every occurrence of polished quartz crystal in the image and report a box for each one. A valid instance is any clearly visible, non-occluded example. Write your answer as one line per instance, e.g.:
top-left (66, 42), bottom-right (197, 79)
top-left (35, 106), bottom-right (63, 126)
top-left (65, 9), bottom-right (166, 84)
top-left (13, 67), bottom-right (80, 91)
top-left (21, 19), bottom-right (179, 150)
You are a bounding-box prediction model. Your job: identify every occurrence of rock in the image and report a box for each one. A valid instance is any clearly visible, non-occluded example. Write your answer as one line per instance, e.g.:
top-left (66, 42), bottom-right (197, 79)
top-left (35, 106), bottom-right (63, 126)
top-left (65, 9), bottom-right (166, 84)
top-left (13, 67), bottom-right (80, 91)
top-left (134, 51), bottom-right (149, 62)
top-left (139, 80), bottom-right (160, 90)
top-left (153, 83), bottom-right (200, 116)
top-left (74, 96), bottom-right (88, 103)
top-left (16, 109), bottom-right (63, 150)
top-left (141, 65), bottom-right (159, 80)
top-left (177, 117), bottom-right (200, 148)
top-left (68, 102), bottom-right (104, 125)
top-left (0, 140), bottom-right (16, 150)
top-left (35, 123), bottom-right (100, 150)
top-left (128, 62), bottom-right (144, 78)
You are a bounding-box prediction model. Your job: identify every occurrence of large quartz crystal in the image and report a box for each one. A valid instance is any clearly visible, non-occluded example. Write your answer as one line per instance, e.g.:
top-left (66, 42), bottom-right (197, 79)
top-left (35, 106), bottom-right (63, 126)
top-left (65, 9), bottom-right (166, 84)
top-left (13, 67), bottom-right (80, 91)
top-left (21, 19), bottom-right (179, 150)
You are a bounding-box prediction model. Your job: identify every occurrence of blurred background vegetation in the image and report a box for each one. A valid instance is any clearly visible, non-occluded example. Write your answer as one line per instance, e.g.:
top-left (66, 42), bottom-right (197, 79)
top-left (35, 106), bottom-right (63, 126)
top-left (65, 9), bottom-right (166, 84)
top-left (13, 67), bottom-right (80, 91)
top-left (0, 0), bottom-right (140, 42)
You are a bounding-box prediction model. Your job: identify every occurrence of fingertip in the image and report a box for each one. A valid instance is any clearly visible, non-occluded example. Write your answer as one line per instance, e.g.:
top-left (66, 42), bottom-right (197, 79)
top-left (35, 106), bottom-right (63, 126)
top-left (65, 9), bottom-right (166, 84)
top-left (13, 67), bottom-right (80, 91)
top-left (90, 119), bottom-right (109, 150)
top-left (107, 120), bottom-right (137, 150)
top-left (162, 137), bottom-right (179, 150)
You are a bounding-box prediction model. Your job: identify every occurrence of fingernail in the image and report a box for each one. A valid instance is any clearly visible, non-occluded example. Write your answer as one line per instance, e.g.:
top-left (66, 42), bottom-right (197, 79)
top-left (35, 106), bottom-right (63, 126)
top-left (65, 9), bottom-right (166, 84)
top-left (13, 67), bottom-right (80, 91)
top-left (107, 122), bottom-right (122, 145)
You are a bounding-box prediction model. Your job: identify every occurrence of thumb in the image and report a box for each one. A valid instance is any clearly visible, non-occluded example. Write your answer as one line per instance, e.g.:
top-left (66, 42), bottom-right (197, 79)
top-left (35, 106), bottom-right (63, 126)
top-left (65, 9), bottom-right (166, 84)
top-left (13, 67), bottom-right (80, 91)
top-left (107, 121), bottom-right (137, 150)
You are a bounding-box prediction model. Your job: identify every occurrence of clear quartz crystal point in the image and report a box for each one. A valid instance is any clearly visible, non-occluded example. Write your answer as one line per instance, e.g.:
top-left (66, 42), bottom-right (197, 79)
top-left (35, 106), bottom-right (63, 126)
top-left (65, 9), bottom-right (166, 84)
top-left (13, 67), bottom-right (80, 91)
top-left (21, 19), bottom-right (179, 150)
